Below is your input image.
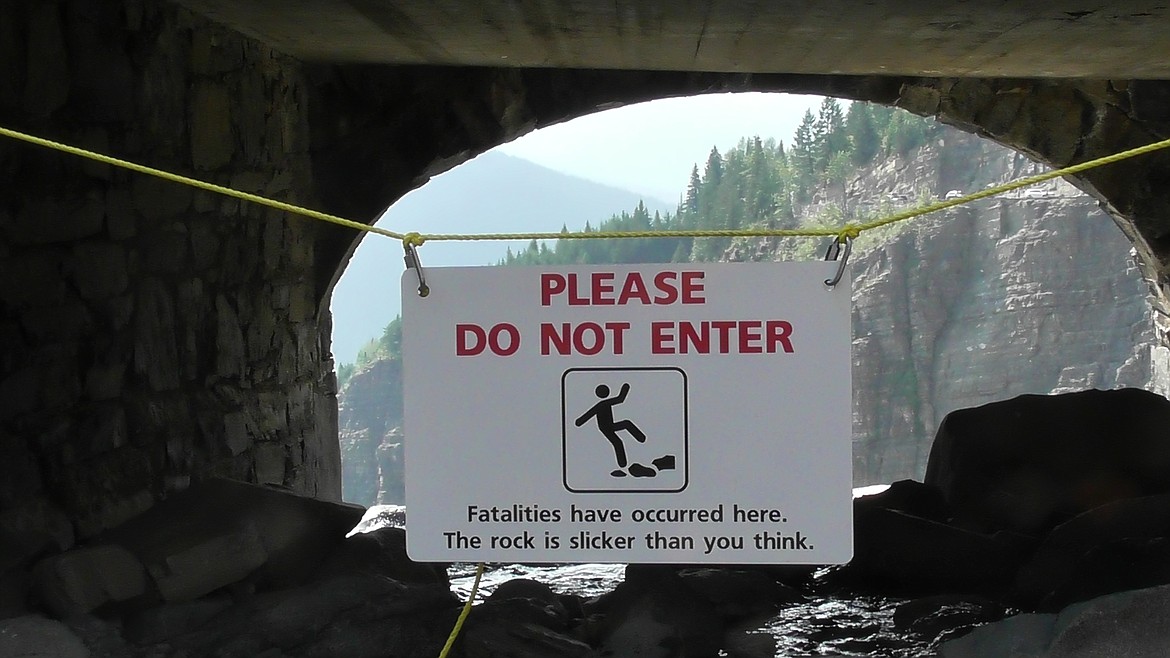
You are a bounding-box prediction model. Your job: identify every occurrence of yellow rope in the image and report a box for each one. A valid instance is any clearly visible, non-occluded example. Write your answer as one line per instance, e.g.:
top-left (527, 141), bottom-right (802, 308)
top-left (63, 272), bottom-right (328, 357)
top-left (3, 125), bottom-right (1170, 247)
top-left (437, 562), bottom-right (485, 658)
top-left (0, 126), bottom-right (405, 242)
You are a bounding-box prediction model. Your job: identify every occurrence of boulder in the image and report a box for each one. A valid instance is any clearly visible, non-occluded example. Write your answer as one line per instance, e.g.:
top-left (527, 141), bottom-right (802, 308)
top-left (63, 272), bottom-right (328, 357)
top-left (487, 578), bottom-right (570, 625)
top-left (31, 544), bottom-right (147, 616)
top-left (100, 479), bottom-right (365, 601)
top-left (893, 594), bottom-right (1007, 647)
top-left (318, 526), bottom-right (448, 585)
top-left (461, 595), bottom-right (593, 657)
top-left (676, 568), bottom-right (806, 619)
top-left (938, 612), bottom-right (1056, 657)
top-left (855, 479), bottom-right (950, 523)
top-left (844, 506), bottom-right (1025, 596)
top-left (590, 566), bottom-right (723, 658)
top-left (1015, 492), bottom-right (1170, 608)
top-left (1032, 537), bottom-right (1170, 611)
top-left (0, 615), bottom-right (89, 658)
top-left (462, 621), bottom-right (596, 658)
top-left (722, 617), bottom-right (779, 658)
top-left (940, 583), bottom-right (1170, 657)
top-left (925, 389), bottom-right (1170, 536)
top-left (122, 597), bottom-right (232, 645)
top-left (162, 574), bottom-right (458, 656)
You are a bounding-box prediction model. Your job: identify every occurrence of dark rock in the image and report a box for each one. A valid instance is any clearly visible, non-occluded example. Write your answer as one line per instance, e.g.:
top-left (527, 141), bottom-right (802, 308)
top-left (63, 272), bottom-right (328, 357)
top-left (591, 566), bottom-right (723, 658)
top-left (722, 617), bottom-right (779, 658)
top-left (462, 621), bottom-right (597, 658)
top-left (1015, 492), bottom-right (1170, 608)
top-left (165, 574), bottom-right (458, 657)
top-left (938, 612), bottom-right (1056, 657)
top-left (893, 594), bottom-right (1007, 644)
top-left (941, 583), bottom-right (1170, 657)
top-left (925, 389), bottom-right (1170, 536)
top-left (319, 526), bottom-right (449, 586)
top-left (677, 568), bottom-right (806, 619)
top-left (855, 479), bottom-right (950, 523)
top-left (31, 544), bottom-right (147, 616)
top-left (844, 507), bottom-right (1024, 597)
top-left (466, 595), bottom-right (571, 634)
top-left (488, 577), bottom-right (562, 607)
top-left (101, 479), bottom-right (365, 601)
top-left (122, 597), bottom-right (232, 645)
top-left (0, 498), bottom-right (74, 559)
top-left (1036, 537), bottom-right (1170, 611)
top-left (0, 577), bottom-right (27, 620)
top-left (22, 3), bottom-right (69, 118)
top-left (0, 615), bottom-right (88, 658)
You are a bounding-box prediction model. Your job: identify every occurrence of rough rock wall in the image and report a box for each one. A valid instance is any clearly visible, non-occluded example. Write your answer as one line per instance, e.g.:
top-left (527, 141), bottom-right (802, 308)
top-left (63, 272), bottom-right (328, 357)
top-left (0, 0), bottom-right (339, 542)
top-left (338, 359), bottom-right (404, 506)
top-left (848, 133), bottom-right (1163, 484)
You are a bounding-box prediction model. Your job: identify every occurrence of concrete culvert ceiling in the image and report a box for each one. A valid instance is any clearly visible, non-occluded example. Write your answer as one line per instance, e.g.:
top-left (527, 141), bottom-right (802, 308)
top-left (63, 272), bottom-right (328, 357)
top-left (174, 1), bottom-right (1170, 77)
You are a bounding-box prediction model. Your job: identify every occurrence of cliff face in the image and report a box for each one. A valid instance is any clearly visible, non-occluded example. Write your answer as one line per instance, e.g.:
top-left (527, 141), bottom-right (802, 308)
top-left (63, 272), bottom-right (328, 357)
top-left (336, 130), bottom-right (1167, 500)
top-left (842, 132), bottom-right (1166, 485)
top-left (338, 359), bottom-right (404, 506)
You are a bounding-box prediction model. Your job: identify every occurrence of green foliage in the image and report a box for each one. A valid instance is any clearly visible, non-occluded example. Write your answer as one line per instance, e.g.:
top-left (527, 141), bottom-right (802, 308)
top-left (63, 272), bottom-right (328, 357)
top-left (337, 315), bottom-right (403, 389)
top-left (344, 99), bottom-right (944, 370)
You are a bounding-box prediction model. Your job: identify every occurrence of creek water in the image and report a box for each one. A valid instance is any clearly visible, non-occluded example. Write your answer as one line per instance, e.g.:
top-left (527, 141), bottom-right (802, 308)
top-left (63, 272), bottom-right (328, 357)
top-left (356, 485), bottom-right (939, 657)
top-left (446, 562), bottom-right (932, 657)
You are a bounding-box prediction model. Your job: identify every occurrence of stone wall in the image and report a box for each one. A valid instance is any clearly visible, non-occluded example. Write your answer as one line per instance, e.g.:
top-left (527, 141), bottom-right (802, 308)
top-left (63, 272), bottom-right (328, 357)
top-left (0, 0), bottom-right (339, 543)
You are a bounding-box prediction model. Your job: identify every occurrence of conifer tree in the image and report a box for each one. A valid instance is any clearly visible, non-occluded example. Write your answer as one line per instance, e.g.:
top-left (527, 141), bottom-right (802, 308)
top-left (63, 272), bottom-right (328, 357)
top-left (791, 110), bottom-right (817, 202)
top-left (846, 102), bottom-right (880, 166)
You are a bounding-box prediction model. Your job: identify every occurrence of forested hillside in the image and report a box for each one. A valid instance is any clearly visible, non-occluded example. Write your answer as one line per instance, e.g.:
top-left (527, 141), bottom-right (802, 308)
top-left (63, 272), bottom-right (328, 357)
top-left (340, 99), bottom-right (942, 385)
top-left (500, 98), bottom-right (940, 266)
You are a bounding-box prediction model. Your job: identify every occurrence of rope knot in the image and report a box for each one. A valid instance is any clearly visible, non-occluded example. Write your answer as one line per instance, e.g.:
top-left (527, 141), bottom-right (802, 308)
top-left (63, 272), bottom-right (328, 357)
top-left (837, 225), bottom-right (861, 242)
top-left (402, 232), bottom-right (426, 248)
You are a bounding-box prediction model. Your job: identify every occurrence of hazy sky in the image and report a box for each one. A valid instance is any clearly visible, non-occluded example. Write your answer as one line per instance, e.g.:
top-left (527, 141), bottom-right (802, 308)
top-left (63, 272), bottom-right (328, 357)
top-left (333, 92), bottom-right (827, 363)
top-left (496, 92), bottom-right (824, 203)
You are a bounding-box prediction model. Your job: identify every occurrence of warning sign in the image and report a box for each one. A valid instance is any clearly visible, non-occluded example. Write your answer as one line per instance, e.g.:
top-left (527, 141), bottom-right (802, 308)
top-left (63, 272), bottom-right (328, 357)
top-left (403, 263), bottom-right (852, 564)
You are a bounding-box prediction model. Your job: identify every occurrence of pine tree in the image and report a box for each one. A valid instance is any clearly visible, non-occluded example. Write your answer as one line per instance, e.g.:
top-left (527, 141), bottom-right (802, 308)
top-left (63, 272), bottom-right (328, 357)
top-left (791, 110), bottom-right (817, 202)
top-left (846, 102), bottom-right (880, 166)
top-left (682, 164), bottom-right (701, 224)
top-left (813, 98), bottom-right (849, 173)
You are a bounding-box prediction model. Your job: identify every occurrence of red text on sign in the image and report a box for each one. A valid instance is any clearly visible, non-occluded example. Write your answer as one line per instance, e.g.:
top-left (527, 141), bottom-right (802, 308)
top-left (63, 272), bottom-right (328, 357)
top-left (541, 322), bottom-right (631, 355)
top-left (540, 271), bottom-right (705, 306)
top-left (456, 323), bottom-right (520, 356)
top-left (650, 320), bottom-right (794, 355)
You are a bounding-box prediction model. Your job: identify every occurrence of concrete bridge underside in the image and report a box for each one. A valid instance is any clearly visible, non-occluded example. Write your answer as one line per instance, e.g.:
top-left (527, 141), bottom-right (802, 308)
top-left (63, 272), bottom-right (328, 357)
top-left (3, 0), bottom-right (1170, 542)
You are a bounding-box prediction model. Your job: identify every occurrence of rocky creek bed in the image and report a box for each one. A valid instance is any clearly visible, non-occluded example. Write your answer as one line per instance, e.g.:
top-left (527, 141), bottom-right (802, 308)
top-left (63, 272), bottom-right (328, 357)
top-left (6, 388), bottom-right (1170, 656)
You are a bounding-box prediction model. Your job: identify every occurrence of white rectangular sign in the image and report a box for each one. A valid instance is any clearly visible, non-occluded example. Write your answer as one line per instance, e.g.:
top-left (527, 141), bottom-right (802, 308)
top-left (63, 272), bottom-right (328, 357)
top-left (403, 262), bottom-right (852, 564)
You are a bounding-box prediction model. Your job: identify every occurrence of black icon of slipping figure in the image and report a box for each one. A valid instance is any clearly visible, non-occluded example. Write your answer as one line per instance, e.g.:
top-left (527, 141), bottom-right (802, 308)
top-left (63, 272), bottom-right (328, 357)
top-left (574, 383), bottom-right (653, 477)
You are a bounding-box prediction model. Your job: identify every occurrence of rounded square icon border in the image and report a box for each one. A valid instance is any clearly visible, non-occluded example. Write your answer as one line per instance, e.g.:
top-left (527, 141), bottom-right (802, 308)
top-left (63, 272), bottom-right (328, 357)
top-left (561, 366), bottom-right (689, 494)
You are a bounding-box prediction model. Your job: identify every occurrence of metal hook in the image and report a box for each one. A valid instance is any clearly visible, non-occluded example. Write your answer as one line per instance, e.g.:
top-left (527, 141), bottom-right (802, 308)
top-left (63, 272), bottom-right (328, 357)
top-left (823, 236), bottom-right (852, 288)
top-left (403, 241), bottom-right (430, 297)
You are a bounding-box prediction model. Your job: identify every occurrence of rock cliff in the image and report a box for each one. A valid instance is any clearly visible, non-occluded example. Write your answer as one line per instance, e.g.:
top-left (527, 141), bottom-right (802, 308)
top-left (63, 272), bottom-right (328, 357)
top-left (339, 359), bottom-right (404, 506)
top-left (839, 130), bottom-right (1166, 485)
top-left (337, 130), bottom-right (1168, 501)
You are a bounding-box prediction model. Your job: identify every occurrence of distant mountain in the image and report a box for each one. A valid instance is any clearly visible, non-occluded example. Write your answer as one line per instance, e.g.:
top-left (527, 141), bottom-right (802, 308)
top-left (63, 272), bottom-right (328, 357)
top-left (329, 151), bottom-right (675, 365)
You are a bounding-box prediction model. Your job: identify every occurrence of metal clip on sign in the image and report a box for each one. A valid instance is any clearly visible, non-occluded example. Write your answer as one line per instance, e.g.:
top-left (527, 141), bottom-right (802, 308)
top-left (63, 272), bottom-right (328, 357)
top-left (823, 236), bottom-right (852, 288)
top-left (403, 241), bottom-right (430, 297)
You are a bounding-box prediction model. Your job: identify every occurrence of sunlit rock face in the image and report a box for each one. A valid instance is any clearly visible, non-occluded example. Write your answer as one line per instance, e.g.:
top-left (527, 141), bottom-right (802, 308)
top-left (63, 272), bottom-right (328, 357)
top-left (338, 359), bottom-right (404, 506)
top-left (845, 131), bottom-right (1164, 485)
